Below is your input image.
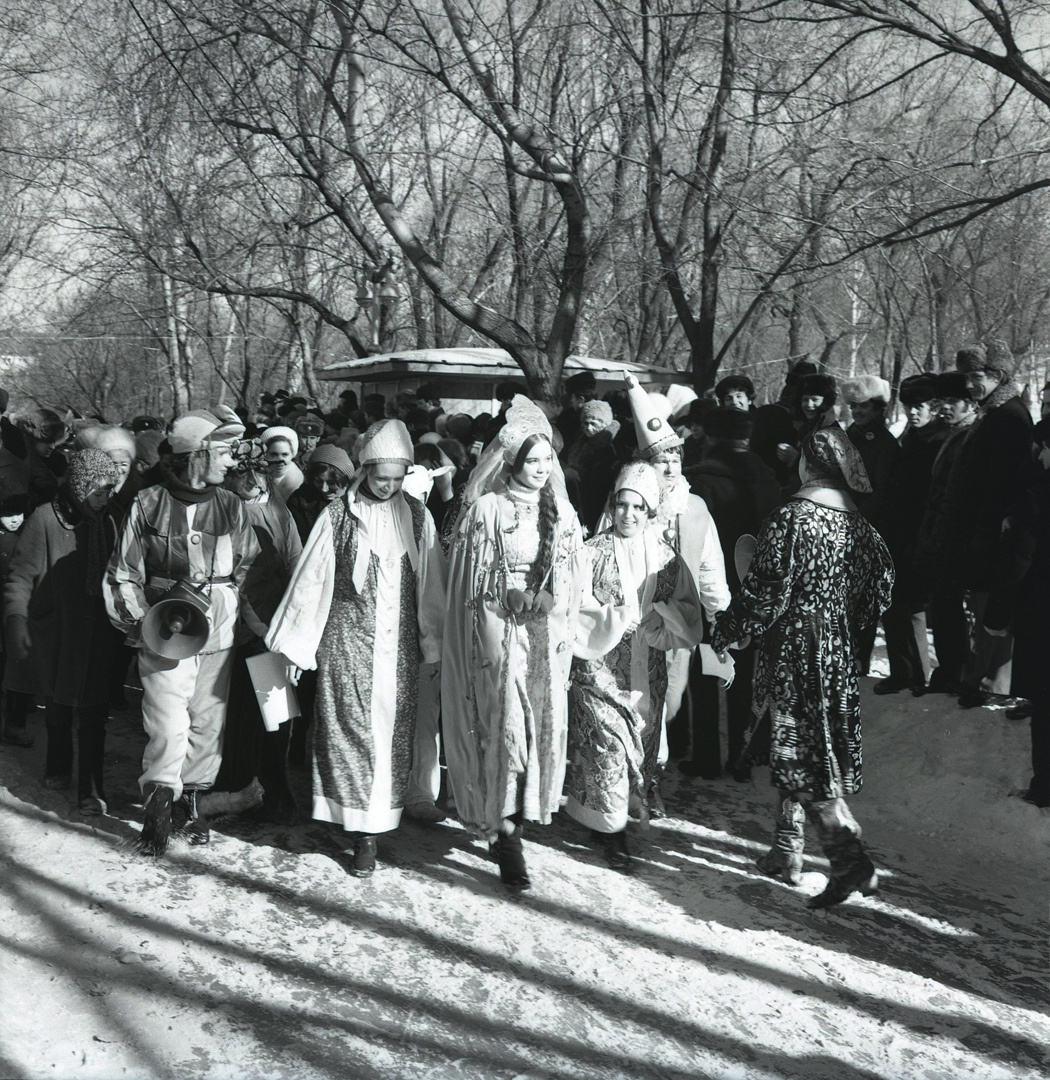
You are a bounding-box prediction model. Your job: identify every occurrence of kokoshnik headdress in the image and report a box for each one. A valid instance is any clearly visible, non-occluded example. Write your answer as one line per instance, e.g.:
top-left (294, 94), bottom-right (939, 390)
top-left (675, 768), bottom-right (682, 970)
top-left (462, 394), bottom-right (569, 509)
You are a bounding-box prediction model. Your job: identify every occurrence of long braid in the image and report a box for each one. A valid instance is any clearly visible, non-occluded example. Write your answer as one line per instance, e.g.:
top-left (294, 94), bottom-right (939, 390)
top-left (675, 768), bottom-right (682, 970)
top-left (529, 481), bottom-right (559, 593)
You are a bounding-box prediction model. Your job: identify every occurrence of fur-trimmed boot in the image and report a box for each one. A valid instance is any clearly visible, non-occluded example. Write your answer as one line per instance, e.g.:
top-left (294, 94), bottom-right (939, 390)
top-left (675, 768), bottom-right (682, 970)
top-left (804, 798), bottom-right (878, 909)
top-left (177, 789), bottom-right (211, 846)
top-left (755, 790), bottom-right (805, 886)
top-left (138, 784), bottom-right (175, 856)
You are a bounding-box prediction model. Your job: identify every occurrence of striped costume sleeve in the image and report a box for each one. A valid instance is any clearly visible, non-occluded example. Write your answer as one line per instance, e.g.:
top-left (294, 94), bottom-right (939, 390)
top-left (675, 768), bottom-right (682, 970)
top-left (104, 495), bottom-right (151, 636)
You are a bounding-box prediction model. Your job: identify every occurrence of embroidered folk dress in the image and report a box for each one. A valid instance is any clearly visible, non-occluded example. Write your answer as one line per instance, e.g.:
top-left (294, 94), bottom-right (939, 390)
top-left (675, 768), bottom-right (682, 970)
top-left (265, 491), bottom-right (445, 834)
top-left (710, 498), bottom-right (894, 799)
top-left (567, 530), bottom-right (704, 833)
top-left (441, 487), bottom-right (587, 840)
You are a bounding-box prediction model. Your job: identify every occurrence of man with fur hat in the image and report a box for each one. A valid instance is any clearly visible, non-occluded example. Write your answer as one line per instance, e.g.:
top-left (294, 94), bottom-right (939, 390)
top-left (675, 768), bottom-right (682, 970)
top-left (914, 372), bottom-right (980, 694)
top-left (105, 408), bottom-right (263, 855)
top-left (941, 340), bottom-right (1034, 707)
top-left (555, 370), bottom-right (598, 449)
top-left (750, 360), bottom-right (819, 485)
top-left (841, 374), bottom-right (899, 498)
top-left (865, 373), bottom-right (948, 694)
top-left (561, 398), bottom-right (619, 534)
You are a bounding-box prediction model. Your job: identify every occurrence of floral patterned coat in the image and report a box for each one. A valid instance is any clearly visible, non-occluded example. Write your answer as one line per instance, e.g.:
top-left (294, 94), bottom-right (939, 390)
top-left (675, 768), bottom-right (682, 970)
top-left (711, 498), bottom-right (894, 799)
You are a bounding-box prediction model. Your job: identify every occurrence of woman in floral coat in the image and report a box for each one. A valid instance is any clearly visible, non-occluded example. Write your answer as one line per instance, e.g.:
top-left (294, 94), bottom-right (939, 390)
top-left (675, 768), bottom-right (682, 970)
top-left (567, 462), bottom-right (703, 869)
top-left (711, 426), bottom-right (894, 909)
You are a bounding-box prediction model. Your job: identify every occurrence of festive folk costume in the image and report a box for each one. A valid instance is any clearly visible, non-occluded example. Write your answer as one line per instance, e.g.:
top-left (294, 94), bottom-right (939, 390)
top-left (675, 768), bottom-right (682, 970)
top-left (266, 421), bottom-right (445, 835)
top-left (712, 427), bottom-right (894, 906)
top-left (442, 398), bottom-right (588, 843)
top-left (567, 464), bottom-right (704, 834)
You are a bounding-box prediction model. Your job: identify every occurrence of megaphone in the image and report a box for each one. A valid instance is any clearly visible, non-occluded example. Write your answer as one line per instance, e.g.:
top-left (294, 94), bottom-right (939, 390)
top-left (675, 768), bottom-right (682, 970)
top-left (141, 581), bottom-right (211, 659)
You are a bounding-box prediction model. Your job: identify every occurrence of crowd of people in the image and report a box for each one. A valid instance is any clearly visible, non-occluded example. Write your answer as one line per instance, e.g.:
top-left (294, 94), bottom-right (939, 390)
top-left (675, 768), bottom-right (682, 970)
top-left (0, 342), bottom-right (1046, 912)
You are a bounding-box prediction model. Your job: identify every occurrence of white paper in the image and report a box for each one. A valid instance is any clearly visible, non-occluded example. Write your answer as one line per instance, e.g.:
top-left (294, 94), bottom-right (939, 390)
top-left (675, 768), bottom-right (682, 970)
top-left (245, 651), bottom-right (301, 732)
top-left (698, 643), bottom-right (736, 688)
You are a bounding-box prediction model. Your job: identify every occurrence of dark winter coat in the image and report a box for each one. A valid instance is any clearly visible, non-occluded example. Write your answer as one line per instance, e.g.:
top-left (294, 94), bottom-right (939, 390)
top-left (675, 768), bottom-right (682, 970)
top-left (848, 421), bottom-right (900, 500)
top-left (865, 422), bottom-right (948, 573)
top-left (3, 501), bottom-right (116, 707)
top-left (939, 382), bottom-right (1034, 590)
top-left (562, 430), bottom-right (619, 534)
top-left (750, 404), bottom-right (798, 485)
top-left (984, 469), bottom-right (1050, 701)
top-left (914, 419), bottom-right (975, 582)
top-left (685, 445), bottom-right (782, 590)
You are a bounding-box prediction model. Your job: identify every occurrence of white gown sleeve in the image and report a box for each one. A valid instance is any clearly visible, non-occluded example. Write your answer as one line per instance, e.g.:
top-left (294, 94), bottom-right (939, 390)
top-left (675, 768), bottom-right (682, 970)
top-left (264, 510), bottom-right (336, 670)
top-left (694, 504), bottom-right (732, 618)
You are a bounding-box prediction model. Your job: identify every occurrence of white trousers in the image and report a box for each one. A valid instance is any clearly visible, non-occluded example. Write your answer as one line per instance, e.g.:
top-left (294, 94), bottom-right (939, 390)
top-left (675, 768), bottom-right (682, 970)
top-left (138, 647), bottom-right (236, 801)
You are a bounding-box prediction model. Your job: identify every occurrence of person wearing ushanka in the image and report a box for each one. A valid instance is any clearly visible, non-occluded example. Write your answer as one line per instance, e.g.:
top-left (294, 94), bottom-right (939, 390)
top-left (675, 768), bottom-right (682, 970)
top-left (105, 408), bottom-right (263, 855)
top-left (5, 449), bottom-right (122, 813)
top-left (266, 419), bottom-right (446, 878)
top-left (711, 426), bottom-right (894, 909)
top-left (862, 373), bottom-right (948, 695)
top-left (561, 398), bottom-right (619, 535)
top-left (567, 462), bottom-right (704, 869)
top-left (941, 339), bottom-right (1034, 708)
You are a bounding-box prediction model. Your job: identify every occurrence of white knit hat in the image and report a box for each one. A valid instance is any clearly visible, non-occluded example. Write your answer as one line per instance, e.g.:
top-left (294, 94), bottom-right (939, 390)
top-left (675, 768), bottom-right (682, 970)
top-left (260, 425), bottom-right (300, 457)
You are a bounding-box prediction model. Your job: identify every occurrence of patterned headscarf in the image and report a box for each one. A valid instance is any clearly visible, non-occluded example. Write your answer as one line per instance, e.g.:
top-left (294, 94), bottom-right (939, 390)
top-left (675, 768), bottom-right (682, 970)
top-left (66, 448), bottom-right (121, 510)
top-left (801, 427), bottom-right (871, 494)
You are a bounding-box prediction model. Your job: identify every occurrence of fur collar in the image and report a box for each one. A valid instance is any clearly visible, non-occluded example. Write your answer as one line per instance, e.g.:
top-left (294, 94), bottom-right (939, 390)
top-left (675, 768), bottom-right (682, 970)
top-left (981, 378), bottom-right (1021, 414)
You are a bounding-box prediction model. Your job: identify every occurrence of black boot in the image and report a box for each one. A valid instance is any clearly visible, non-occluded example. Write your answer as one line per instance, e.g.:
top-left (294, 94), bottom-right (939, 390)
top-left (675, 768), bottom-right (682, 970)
top-left (489, 815), bottom-right (530, 891)
top-left (77, 707), bottom-right (108, 815)
top-left (591, 829), bottom-right (631, 870)
top-left (43, 700), bottom-right (74, 788)
top-left (260, 724), bottom-right (299, 825)
top-left (138, 784), bottom-right (175, 856)
top-left (177, 789), bottom-right (211, 845)
top-left (804, 798), bottom-right (878, 909)
top-left (2, 689), bottom-right (34, 747)
top-left (350, 834), bottom-right (377, 878)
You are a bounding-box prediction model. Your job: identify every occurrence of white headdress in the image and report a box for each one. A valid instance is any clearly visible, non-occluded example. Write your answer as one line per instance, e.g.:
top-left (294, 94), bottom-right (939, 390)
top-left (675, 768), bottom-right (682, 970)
top-left (356, 419), bottom-right (413, 467)
top-left (462, 394), bottom-right (568, 510)
top-left (624, 374), bottom-right (683, 458)
top-left (260, 425), bottom-right (299, 457)
top-left (612, 461), bottom-right (661, 514)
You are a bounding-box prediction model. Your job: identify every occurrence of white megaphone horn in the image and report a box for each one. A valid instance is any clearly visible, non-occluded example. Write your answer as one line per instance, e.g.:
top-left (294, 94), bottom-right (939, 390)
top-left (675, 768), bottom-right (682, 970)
top-left (141, 580), bottom-right (211, 660)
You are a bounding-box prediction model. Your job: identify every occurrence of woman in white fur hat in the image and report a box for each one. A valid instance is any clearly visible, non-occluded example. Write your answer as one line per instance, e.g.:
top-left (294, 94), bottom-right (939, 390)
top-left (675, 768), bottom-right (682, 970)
top-left (567, 462), bottom-right (704, 869)
top-left (266, 419), bottom-right (446, 878)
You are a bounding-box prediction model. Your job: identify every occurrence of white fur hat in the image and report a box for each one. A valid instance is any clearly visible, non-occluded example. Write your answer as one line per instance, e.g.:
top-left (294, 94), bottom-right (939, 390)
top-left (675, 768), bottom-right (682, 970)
top-left (840, 375), bottom-right (891, 405)
top-left (260, 425), bottom-right (300, 457)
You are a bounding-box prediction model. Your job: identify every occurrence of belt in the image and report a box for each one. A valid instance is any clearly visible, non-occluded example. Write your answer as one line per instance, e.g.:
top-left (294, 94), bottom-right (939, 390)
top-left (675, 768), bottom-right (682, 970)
top-left (148, 575), bottom-right (235, 589)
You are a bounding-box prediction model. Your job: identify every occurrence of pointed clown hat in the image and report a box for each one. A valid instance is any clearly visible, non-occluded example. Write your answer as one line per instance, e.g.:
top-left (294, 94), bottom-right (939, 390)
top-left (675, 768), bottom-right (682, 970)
top-left (624, 373), bottom-right (682, 458)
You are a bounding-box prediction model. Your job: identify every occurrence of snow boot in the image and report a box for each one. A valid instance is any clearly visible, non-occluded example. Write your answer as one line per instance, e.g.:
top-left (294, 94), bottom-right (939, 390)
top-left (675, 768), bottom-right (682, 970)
top-left (138, 784), bottom-right (175, 856)
top-left (490, 814), bottom-right (530, 891)
top-left (755, 790), bottom-right (805, 886)
top-left (804, 798), bottom-right (878, 909)
top-left (177, 789), bottom-right (211, 845)
top-left (592, 829), bottom-right (631, 871)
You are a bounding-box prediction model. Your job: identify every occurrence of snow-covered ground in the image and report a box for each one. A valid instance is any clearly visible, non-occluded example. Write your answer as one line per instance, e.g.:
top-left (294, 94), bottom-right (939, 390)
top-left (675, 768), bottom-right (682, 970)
top-left (1, 680), bottom-right (1046, 1080)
